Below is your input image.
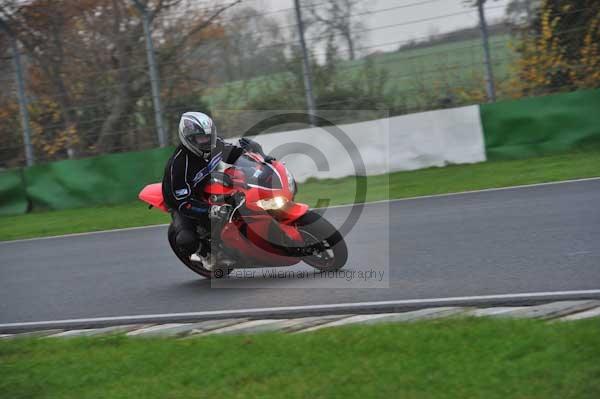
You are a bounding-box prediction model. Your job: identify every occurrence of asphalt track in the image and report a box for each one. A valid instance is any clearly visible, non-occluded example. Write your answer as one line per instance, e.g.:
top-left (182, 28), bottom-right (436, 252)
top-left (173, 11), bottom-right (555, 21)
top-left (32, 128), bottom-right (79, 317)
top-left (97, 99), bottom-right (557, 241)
top-left (1, 179), bottom-right (599, 324)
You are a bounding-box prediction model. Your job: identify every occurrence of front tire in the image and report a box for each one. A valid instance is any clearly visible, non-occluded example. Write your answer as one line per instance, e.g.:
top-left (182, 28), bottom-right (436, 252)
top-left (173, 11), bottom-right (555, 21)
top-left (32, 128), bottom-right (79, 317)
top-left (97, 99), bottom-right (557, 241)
top-left (295, 211), bottom-right (348, 271)
top-left (167, 224), bottom-right (232, 279)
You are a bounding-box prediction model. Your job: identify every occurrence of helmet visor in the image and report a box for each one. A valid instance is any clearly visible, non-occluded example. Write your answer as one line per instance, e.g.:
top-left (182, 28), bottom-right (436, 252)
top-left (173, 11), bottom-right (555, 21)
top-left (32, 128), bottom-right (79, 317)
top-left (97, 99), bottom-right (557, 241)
top-left (181, 120), bottom-right (204, 137)
top-left (181, 118), bottom-right (213, 151)
top-left (190, 134), bottom-right (211, 146)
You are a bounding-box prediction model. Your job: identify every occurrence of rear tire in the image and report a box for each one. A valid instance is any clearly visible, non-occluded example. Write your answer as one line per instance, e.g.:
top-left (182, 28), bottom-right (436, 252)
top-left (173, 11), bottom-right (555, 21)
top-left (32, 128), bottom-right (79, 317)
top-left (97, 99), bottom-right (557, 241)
top-left (167, 224), bottom-right (232, 279)
top-left (295, 211), bottom-right (348, 271)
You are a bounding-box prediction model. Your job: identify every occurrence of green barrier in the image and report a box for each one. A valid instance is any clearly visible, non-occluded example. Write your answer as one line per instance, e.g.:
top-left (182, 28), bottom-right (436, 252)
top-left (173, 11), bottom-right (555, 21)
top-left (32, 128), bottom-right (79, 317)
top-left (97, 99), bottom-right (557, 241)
top-left (24, 147), bottom-right (174, 211)
top-left (0, 169), bottom-right (28, 215)
top-left (481, 89), bottom-right (600, 160)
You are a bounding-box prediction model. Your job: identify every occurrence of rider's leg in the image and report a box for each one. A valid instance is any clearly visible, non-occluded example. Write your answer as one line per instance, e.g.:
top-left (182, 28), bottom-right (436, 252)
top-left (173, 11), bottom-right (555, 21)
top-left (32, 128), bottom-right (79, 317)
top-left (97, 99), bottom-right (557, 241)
top-left (171, 211), bottom-right (200, 257)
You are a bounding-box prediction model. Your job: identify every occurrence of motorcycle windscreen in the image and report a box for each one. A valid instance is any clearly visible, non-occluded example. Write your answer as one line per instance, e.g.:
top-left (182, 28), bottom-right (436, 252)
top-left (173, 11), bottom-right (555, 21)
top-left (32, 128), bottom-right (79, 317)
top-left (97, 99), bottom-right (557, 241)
top-left (232, 154), bottom-right (283, 190)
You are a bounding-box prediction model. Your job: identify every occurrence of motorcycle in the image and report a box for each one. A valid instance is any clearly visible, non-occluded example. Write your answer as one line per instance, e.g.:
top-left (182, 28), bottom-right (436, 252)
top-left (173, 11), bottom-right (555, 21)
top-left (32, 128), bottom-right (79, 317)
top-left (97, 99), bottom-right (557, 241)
top-left (138, 150), bottom-right (348, 279)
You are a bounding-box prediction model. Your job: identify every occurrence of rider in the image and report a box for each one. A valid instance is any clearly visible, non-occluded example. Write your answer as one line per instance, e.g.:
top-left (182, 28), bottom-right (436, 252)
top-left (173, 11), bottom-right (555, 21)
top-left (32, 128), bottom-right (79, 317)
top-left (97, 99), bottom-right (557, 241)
top-left (162, 111), bottom-right (270, 260)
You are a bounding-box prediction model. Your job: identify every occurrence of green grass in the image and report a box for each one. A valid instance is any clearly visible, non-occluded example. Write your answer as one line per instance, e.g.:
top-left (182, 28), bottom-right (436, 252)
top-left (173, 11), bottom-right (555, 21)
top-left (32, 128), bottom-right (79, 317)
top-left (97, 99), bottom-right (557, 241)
top-left (0, 201), bottom-right (171, 241)
top-left (1, 317), bottom-right (600, 398)
top-left (1, 149), bottom-right (599, 241)
top-left (296, 149), bottom-right (600, 205)
top-left (341, 35), bottom-right (514, 95)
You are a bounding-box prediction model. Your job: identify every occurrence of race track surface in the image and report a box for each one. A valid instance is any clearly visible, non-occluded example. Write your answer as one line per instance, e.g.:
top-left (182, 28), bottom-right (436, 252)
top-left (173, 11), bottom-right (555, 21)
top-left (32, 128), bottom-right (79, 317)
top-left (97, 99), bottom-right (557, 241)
top-left (1, 179), bottom-right (599, 324)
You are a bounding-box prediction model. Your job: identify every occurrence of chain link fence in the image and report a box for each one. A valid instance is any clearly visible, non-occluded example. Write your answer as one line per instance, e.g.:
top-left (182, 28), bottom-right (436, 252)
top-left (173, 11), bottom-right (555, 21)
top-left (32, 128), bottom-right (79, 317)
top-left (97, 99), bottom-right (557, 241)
top-left (0, 0), bottom-right (598, 168)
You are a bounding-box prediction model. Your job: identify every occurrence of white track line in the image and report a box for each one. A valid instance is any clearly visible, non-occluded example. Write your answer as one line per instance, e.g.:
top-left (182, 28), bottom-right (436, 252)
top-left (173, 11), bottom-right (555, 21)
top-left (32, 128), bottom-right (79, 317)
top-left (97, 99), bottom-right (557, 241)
top-left (2, 289), bottom-right (599, 329)
top-left (2, 176), bottom-right (599, 245)
top-left (0, 223), bottom-right (169, 245)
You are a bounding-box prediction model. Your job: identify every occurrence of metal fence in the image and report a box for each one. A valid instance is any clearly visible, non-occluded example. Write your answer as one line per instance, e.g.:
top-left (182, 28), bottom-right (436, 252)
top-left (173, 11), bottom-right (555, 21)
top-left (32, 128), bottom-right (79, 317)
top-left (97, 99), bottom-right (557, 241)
top-left (0, 0), bottom-right (598, 168)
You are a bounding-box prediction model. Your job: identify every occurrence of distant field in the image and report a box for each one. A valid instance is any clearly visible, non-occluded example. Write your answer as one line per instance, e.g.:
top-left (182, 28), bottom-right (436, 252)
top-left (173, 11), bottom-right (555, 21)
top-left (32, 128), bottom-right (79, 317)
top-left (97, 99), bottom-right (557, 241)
top-left (348, 34), bottom-right (514, 105)
top-left (204, 34), bottom-right (514, 110)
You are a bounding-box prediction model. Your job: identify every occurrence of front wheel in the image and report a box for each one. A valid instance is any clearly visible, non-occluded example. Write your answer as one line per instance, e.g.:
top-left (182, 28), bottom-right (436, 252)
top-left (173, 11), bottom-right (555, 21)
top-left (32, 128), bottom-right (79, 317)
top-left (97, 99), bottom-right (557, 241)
top-left (167, 224), bottom-right (233, 279)
top-left (295, 211), bottom-right (348, 271)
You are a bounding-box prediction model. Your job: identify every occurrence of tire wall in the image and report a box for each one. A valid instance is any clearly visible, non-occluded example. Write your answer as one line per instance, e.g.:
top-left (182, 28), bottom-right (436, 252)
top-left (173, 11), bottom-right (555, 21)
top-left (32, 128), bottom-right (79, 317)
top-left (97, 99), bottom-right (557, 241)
top-left (250, 105), bottom-right (486, 183)
top-left (20, 146), bottom-right (173, 212)
top-left (481, 88), bottom-right (600, 160)
top-left (0, 169), bottom-right (28, 216)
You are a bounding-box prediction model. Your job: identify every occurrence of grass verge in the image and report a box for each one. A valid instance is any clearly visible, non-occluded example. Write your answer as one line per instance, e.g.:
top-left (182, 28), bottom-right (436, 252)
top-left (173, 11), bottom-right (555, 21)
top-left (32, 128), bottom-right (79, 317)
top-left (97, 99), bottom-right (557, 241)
top-left (1, 149), bottom-right (599, 241)
top-left (1, 317), bottom-right (600, 398)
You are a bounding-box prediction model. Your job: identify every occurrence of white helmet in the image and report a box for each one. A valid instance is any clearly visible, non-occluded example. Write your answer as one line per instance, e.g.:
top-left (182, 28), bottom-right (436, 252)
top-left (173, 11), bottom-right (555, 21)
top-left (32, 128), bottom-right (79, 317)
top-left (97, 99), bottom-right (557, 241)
top-left (178, 111), bottom-right (217, 158)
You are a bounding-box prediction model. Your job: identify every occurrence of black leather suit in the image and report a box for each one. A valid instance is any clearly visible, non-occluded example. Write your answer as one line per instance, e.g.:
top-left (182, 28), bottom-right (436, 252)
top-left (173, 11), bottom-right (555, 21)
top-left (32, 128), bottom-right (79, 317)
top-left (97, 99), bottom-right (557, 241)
top-left (162, 139), bottom-right (244, 255)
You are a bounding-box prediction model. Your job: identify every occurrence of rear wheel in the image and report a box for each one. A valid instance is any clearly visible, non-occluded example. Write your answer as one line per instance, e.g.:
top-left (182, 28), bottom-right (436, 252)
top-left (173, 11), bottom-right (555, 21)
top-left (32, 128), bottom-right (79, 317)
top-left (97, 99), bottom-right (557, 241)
top-left (167, 224), bottom-right (233, 279)
top-left (295, 211), bottom-right (348, 271)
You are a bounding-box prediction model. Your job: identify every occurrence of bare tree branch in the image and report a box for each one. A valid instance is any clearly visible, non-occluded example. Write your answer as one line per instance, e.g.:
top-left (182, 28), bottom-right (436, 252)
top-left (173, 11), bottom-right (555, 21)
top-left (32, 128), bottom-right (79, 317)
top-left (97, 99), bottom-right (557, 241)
top-left (156, 0), bottom-right (242, 65)
top-left (306, 0), bottom-right (364, 60)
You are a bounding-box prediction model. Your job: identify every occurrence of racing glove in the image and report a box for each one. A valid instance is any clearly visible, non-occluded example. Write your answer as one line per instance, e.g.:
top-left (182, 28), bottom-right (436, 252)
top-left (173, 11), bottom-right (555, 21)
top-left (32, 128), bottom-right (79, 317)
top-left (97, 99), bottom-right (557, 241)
top-left (178, 199), bottom-right (209, 220)
top-left (239, 138), bottom-right (276, 163)
top-left (239, 137), bottom-right (262, 153)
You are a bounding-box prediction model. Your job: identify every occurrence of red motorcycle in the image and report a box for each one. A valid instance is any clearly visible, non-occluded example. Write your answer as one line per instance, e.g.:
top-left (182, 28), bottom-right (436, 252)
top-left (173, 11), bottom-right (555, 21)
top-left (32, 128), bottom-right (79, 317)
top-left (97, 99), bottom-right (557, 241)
top-left (138, 151), bottom-right (348, 279)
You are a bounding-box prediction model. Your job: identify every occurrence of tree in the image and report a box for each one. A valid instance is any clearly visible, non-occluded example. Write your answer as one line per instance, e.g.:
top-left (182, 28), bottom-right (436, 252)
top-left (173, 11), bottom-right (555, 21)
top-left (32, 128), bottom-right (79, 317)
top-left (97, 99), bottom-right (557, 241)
top-left (514, 0), bottom-right (600, 94)
top-left (0, 0), bottom-right (97, 159)
top-left (307, 0), bottom-right (366, 61)
top-left (0, 0), bottom-right (242, 162)
top-left (506, 0), bottom-right (540, 26)
top-left (207, 6), bottom-right (287, 82)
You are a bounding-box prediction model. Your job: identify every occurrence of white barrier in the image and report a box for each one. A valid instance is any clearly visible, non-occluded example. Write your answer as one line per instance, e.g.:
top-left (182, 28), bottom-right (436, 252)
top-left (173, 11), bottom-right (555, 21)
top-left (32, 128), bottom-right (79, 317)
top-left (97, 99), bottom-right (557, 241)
top-left (232, 105), bottom-right (486, 183)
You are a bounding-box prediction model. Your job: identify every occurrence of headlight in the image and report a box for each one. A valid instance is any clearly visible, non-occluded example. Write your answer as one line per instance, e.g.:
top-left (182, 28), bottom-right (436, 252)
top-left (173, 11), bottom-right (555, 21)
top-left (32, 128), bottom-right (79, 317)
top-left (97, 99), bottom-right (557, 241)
top-left (286, 168), bottom-right (297, 194)
top-left (256, 196), bottom-right (288, 210)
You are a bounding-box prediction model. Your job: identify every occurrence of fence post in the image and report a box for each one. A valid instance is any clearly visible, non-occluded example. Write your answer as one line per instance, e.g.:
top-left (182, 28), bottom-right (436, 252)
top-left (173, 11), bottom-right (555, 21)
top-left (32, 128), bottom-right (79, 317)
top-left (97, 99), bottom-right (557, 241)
top-left (132, 0), bottom-right (167, 147)
top-left (293, 0), bottom-right (317, 126)
top-left (477, 0), bottom-right (496, 103)
top-left (1, 18), bottom-right (35, 166)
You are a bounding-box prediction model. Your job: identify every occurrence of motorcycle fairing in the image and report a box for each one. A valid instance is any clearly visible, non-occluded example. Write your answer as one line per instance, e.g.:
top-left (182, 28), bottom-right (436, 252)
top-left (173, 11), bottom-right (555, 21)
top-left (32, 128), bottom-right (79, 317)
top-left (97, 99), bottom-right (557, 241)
top-left (220, 219), bottom-right (301, 266)
top-left (204, 182), bottom-right (235, 196)
top-left (138, 183), bottom-right (168, 212)
top-left (277, 202), bottom-right (310, 223)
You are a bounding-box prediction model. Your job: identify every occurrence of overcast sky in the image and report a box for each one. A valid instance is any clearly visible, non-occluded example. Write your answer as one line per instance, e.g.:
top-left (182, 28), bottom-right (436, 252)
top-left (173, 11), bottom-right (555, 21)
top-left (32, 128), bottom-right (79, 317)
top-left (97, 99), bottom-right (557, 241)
top-left (237, 0), bottom-right (511, 55)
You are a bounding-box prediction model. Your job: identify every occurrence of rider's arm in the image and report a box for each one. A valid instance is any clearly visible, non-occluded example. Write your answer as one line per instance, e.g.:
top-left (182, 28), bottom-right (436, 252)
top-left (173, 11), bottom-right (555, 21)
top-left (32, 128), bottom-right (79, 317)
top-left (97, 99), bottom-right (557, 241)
top-left (238, 138), bottom-right (275, 163)
top-left (220, 138), bottom-right (245, 164)
top-left (169, 150), bottom-right (210, 220)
